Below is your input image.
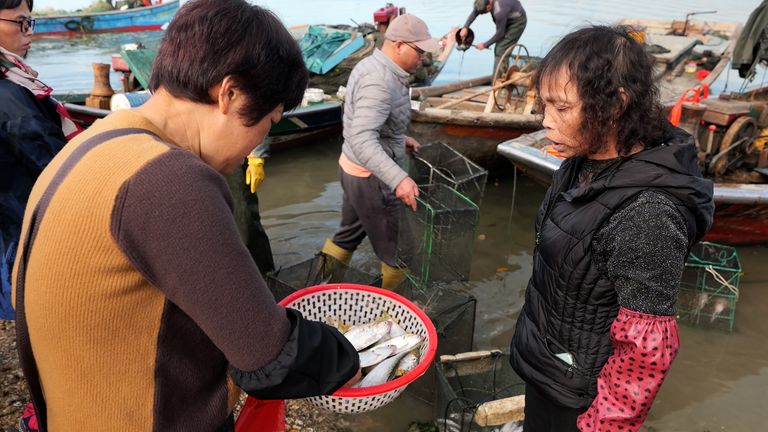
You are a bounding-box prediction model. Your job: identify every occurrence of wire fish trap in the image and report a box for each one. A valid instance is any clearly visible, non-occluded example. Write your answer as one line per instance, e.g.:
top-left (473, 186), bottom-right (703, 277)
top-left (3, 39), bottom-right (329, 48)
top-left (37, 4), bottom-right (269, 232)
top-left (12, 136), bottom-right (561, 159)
top-left (435, 351), bottom-right (525, 432)
top-left (396, 280), bottom-right (478, 403)
top-left (677, 242), bottom-right (742, 333)
top-left (279, 284), bottom-right (438, 413)
top-left (266, 252), bottom-right (380, 301)
top-left (397, 184), bottom-right (480, 290)
top-left (409, 142), bottom-right (488, 207)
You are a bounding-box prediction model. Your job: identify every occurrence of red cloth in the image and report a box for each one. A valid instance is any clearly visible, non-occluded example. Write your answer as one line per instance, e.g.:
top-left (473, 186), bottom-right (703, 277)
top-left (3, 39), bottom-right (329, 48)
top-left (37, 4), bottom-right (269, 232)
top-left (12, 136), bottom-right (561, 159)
top-left (577, 307), bottom-right (679, 432)
top-left (235, 397), bottom-right (285, 432)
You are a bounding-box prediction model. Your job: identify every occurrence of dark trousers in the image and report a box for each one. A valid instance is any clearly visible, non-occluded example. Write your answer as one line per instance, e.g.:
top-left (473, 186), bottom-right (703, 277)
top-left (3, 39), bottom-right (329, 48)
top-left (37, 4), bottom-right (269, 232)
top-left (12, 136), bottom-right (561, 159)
top-left (227, 164), bottom-right (275, 276)
top-left (331, 169), bottom-right (400, 267)
top-left (494, 13), bottom-right (528, 74)
top-left (523, 384), bottom-right (585, 432)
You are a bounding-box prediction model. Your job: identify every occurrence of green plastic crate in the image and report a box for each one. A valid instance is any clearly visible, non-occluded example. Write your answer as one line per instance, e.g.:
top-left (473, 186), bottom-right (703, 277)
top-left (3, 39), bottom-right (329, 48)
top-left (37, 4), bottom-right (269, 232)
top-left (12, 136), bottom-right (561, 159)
top-left (677, 242), bottom-right (741, 333)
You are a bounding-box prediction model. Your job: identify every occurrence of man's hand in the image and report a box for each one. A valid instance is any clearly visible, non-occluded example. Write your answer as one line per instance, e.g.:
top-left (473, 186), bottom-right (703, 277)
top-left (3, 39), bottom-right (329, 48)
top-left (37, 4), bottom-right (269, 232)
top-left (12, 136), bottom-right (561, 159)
top-left (475, 43), bottom-right (486, 50)
top-left (395, 177), bottom-right (419, 211)
top-left (405, 136), bottom-right (421, 156)
top-left (342, 368), bottom-right (362, 388)
top-left (459, 27), bottom-right (469, 41)
top-left (245, 156), bottom-right (265, 193)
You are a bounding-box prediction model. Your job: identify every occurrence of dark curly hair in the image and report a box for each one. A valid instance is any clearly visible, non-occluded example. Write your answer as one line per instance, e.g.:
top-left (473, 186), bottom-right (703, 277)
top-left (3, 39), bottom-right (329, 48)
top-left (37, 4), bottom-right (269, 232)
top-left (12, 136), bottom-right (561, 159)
top-left (534, 25), bottom-right (664, 156)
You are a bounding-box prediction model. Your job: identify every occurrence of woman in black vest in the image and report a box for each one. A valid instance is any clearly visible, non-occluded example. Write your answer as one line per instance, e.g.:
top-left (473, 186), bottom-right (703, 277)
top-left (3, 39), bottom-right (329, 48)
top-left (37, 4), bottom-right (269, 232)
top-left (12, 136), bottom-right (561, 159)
top-left (509, 26), bottom-right (714, 431)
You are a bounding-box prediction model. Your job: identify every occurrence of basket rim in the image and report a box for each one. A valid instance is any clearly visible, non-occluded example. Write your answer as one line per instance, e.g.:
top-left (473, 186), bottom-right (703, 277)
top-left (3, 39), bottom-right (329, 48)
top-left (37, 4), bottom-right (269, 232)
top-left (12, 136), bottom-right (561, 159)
top-left (279, 283), bottom-right (439, 398)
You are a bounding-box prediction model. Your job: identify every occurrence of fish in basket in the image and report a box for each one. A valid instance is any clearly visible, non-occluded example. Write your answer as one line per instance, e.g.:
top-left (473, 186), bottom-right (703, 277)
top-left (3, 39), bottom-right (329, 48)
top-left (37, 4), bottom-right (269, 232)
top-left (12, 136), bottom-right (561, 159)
top-left (278, 283), bottom-right (439, 413)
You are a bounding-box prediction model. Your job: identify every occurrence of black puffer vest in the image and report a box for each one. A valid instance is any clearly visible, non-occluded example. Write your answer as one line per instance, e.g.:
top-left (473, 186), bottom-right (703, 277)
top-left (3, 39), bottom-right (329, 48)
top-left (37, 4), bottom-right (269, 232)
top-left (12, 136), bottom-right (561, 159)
top-left (510, 125), bottom-right (714, 408)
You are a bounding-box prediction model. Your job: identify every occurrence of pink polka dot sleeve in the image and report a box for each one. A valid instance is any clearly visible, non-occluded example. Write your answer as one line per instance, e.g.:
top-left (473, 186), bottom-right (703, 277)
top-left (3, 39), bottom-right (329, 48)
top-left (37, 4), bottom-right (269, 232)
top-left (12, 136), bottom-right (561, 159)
top-left (576, 307), bottom-right (679, 432)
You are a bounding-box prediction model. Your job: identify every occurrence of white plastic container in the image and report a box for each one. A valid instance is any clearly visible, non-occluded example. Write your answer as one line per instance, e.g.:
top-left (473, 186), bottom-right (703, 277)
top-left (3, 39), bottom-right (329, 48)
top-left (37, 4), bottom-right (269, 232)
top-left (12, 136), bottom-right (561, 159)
top-left (304, 88), bottom-right (325, 104)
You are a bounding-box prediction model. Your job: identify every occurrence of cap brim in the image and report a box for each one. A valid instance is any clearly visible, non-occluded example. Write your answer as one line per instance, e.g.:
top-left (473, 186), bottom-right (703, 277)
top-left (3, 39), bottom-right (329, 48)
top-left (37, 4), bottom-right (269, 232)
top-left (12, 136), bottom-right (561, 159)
top-left (414, 38), bottom-right (440, 53)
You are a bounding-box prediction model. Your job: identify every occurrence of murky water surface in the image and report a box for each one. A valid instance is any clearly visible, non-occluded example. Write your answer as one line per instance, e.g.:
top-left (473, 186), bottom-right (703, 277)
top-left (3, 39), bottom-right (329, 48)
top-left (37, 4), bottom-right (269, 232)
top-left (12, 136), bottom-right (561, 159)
top-left (31, 1), bottom-right (767, 430)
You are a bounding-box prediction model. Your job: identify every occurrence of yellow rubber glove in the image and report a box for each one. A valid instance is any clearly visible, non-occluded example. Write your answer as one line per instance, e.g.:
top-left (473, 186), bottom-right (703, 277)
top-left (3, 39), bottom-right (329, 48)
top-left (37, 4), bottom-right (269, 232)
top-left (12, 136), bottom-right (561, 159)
top-left (245, 156), bottom-right (265, 193)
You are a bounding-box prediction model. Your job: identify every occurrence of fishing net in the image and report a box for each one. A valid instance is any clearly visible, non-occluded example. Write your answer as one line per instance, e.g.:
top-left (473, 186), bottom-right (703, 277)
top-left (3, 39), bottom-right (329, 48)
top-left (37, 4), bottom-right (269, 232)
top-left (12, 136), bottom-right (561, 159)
top-left (435, 351), bottom-right (525, 432)
top-left (396, 280), bottom-right (478, 402)
top-left (397, 184), bottom-right (480, 290)
top-left (677, 241), bottom-right (741, 332)
top-left (266, 253), bottom-right (380, 302)
top-left (408, 142), bottom-right (489, 206)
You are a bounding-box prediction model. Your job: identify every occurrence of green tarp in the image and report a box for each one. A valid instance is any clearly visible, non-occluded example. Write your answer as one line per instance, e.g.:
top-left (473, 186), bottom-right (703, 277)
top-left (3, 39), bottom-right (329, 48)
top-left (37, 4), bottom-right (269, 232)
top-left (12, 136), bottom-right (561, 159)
top-left (732, 0), bottom-right (768, 78)
top-left (298, 25), bottom-right (351, 75)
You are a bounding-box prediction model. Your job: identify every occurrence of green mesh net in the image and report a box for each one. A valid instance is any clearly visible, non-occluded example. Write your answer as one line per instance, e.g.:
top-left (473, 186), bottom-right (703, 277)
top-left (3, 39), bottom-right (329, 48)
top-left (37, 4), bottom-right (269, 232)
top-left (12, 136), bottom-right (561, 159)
top-left (408, 142), bottom-right (489, 207)
top-left (266, 253), bottom-right (380, 302)
top-left (397, 184), bottom-right (479, 290)
top-left (435, 351), bottom-right (525, 431)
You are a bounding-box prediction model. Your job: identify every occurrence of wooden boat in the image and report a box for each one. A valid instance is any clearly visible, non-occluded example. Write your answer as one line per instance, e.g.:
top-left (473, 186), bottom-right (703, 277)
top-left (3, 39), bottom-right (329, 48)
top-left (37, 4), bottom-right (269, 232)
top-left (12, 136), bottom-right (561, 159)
top-left (408, 18), bottom-right (742, 173)
top-left (61, 100), bottom-right (342, 154)
top-left (616, 17), bottom-right (742, 104)
top-left (497, 129), bottom-right (768, 246)
top-left (61, 21), bottom-right (456, 146)
top-left (33, 1), bottom-right (178, 36)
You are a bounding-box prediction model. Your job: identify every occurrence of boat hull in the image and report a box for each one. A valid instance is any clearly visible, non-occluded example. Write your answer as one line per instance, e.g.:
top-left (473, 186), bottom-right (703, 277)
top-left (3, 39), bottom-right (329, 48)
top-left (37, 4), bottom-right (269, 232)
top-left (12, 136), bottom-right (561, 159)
top-left (497, 131), bottom-right (768, 246)
top-left (34, 2), bottom-right (178, 36)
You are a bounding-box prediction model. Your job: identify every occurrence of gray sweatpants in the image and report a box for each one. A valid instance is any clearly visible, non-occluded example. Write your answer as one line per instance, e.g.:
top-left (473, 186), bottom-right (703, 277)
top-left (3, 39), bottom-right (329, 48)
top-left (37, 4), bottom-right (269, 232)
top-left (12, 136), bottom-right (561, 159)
top-left (331, 169), bottom-right (401, 267)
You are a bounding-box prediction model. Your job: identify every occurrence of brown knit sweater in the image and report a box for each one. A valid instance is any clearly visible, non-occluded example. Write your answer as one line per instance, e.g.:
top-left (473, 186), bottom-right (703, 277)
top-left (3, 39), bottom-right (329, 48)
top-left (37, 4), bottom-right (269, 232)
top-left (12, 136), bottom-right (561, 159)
top-left (13, 110), bottom-right (299, 431)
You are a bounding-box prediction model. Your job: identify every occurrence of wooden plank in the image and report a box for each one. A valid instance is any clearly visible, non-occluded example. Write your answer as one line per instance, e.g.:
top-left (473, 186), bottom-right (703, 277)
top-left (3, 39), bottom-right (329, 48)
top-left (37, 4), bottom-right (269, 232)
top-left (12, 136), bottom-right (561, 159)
top-left (410, 75), bottom-right (492, 100)
top-left (474, 395), bottom-right (525, 427)
top-left (701, 24), bottom-right (743, 88)
top-left (646, 34), bottom-right (699, 65)
top-left (120, 48), bottom-right (157, 90)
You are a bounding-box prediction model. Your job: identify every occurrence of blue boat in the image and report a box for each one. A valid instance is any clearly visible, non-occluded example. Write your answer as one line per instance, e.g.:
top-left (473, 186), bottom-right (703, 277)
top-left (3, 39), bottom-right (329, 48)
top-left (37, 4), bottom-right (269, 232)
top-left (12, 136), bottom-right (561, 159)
top-left (34, 1), bottom-right (178, 36)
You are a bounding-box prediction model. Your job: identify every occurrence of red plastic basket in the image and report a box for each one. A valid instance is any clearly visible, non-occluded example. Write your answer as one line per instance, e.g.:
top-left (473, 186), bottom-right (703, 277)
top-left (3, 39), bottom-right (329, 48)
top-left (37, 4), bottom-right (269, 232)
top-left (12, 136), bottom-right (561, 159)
top-left (278, 283), bottom-right (438, 413)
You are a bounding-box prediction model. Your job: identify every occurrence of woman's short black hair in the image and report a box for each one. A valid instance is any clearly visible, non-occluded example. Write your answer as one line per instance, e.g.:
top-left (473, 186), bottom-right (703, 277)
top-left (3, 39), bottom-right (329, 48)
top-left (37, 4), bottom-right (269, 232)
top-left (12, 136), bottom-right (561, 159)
top-left (0, 0), bottom-right (33, 11)
top-left (149, 0), bottom-right (308, 126)
top-left (534, 25), bottom-right (664, 156)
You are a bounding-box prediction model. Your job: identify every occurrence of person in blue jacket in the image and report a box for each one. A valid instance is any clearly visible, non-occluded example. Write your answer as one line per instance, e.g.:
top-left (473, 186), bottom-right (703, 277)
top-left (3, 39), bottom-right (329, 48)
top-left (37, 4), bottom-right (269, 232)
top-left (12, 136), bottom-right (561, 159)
top-left (0, 0), bottom-right (80, 320)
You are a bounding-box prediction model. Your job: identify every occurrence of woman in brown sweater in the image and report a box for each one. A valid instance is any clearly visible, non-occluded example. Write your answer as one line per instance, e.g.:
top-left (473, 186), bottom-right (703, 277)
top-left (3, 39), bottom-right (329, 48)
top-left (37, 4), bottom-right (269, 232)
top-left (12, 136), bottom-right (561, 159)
top-left (13, 1), bottom-right (359, 430)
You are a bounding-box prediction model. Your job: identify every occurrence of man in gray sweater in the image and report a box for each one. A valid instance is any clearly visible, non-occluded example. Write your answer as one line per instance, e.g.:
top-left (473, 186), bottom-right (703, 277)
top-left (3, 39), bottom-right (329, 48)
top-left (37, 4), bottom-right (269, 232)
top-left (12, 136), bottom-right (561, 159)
top-left (321, 14), bottom-right (438, 289)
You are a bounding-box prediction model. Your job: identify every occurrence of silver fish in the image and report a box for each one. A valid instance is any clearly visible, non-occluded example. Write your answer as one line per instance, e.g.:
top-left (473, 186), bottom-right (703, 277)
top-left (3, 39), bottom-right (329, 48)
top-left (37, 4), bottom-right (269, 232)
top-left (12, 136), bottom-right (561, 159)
top-left (710, 298), bottom-right (728, 323)
top-left (368, 333), bottom-right (423, 356)
top-left (354, 351), bottom-right (408, 388)
top-left (358, 344), bottom-right (397, 368)
top-left (386, 318), bottom-right (407, 339)
top-left (393, 350), bottom-right (419, 378)
top-left (500, 422), bottom-right (523, 432)
top-left (344, 320), bottom-right (392, 351)
top-left (694, 292), bottom-right (709, 313)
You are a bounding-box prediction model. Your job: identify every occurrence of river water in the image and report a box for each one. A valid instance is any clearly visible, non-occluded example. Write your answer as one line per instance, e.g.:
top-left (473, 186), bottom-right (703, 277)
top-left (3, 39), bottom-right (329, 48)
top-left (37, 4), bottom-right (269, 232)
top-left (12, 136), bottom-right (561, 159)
top-left (28, 0), bottom-right (767, 431)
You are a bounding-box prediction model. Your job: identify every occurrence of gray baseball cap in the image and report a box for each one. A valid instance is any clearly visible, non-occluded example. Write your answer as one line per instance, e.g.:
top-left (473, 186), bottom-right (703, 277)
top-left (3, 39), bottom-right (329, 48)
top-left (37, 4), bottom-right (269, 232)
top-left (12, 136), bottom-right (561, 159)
top-left (384, 14), bottom-right (440, 53)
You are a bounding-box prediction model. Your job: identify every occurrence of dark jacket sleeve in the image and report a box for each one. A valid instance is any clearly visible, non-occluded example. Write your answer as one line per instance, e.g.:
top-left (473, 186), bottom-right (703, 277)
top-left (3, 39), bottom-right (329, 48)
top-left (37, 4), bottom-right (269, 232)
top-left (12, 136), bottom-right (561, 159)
top-left (230, 308), bottom-right (360, 399)
top-left (0, 80), bottom-right (67, 177)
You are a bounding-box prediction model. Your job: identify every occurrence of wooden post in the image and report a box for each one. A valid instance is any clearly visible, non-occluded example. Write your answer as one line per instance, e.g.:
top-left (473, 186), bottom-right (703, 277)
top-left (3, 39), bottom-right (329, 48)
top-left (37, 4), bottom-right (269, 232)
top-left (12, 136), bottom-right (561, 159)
top-left (85, 63), bottom-right (114, 110)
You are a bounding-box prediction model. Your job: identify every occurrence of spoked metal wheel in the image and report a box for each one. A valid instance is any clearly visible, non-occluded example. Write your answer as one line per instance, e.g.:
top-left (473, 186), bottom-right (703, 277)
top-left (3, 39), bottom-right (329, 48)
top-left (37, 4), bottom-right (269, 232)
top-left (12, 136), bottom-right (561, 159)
top-left (709, 116), bottom-right (758, 176)
top-left (491, 43), bottom-right (532, 112)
